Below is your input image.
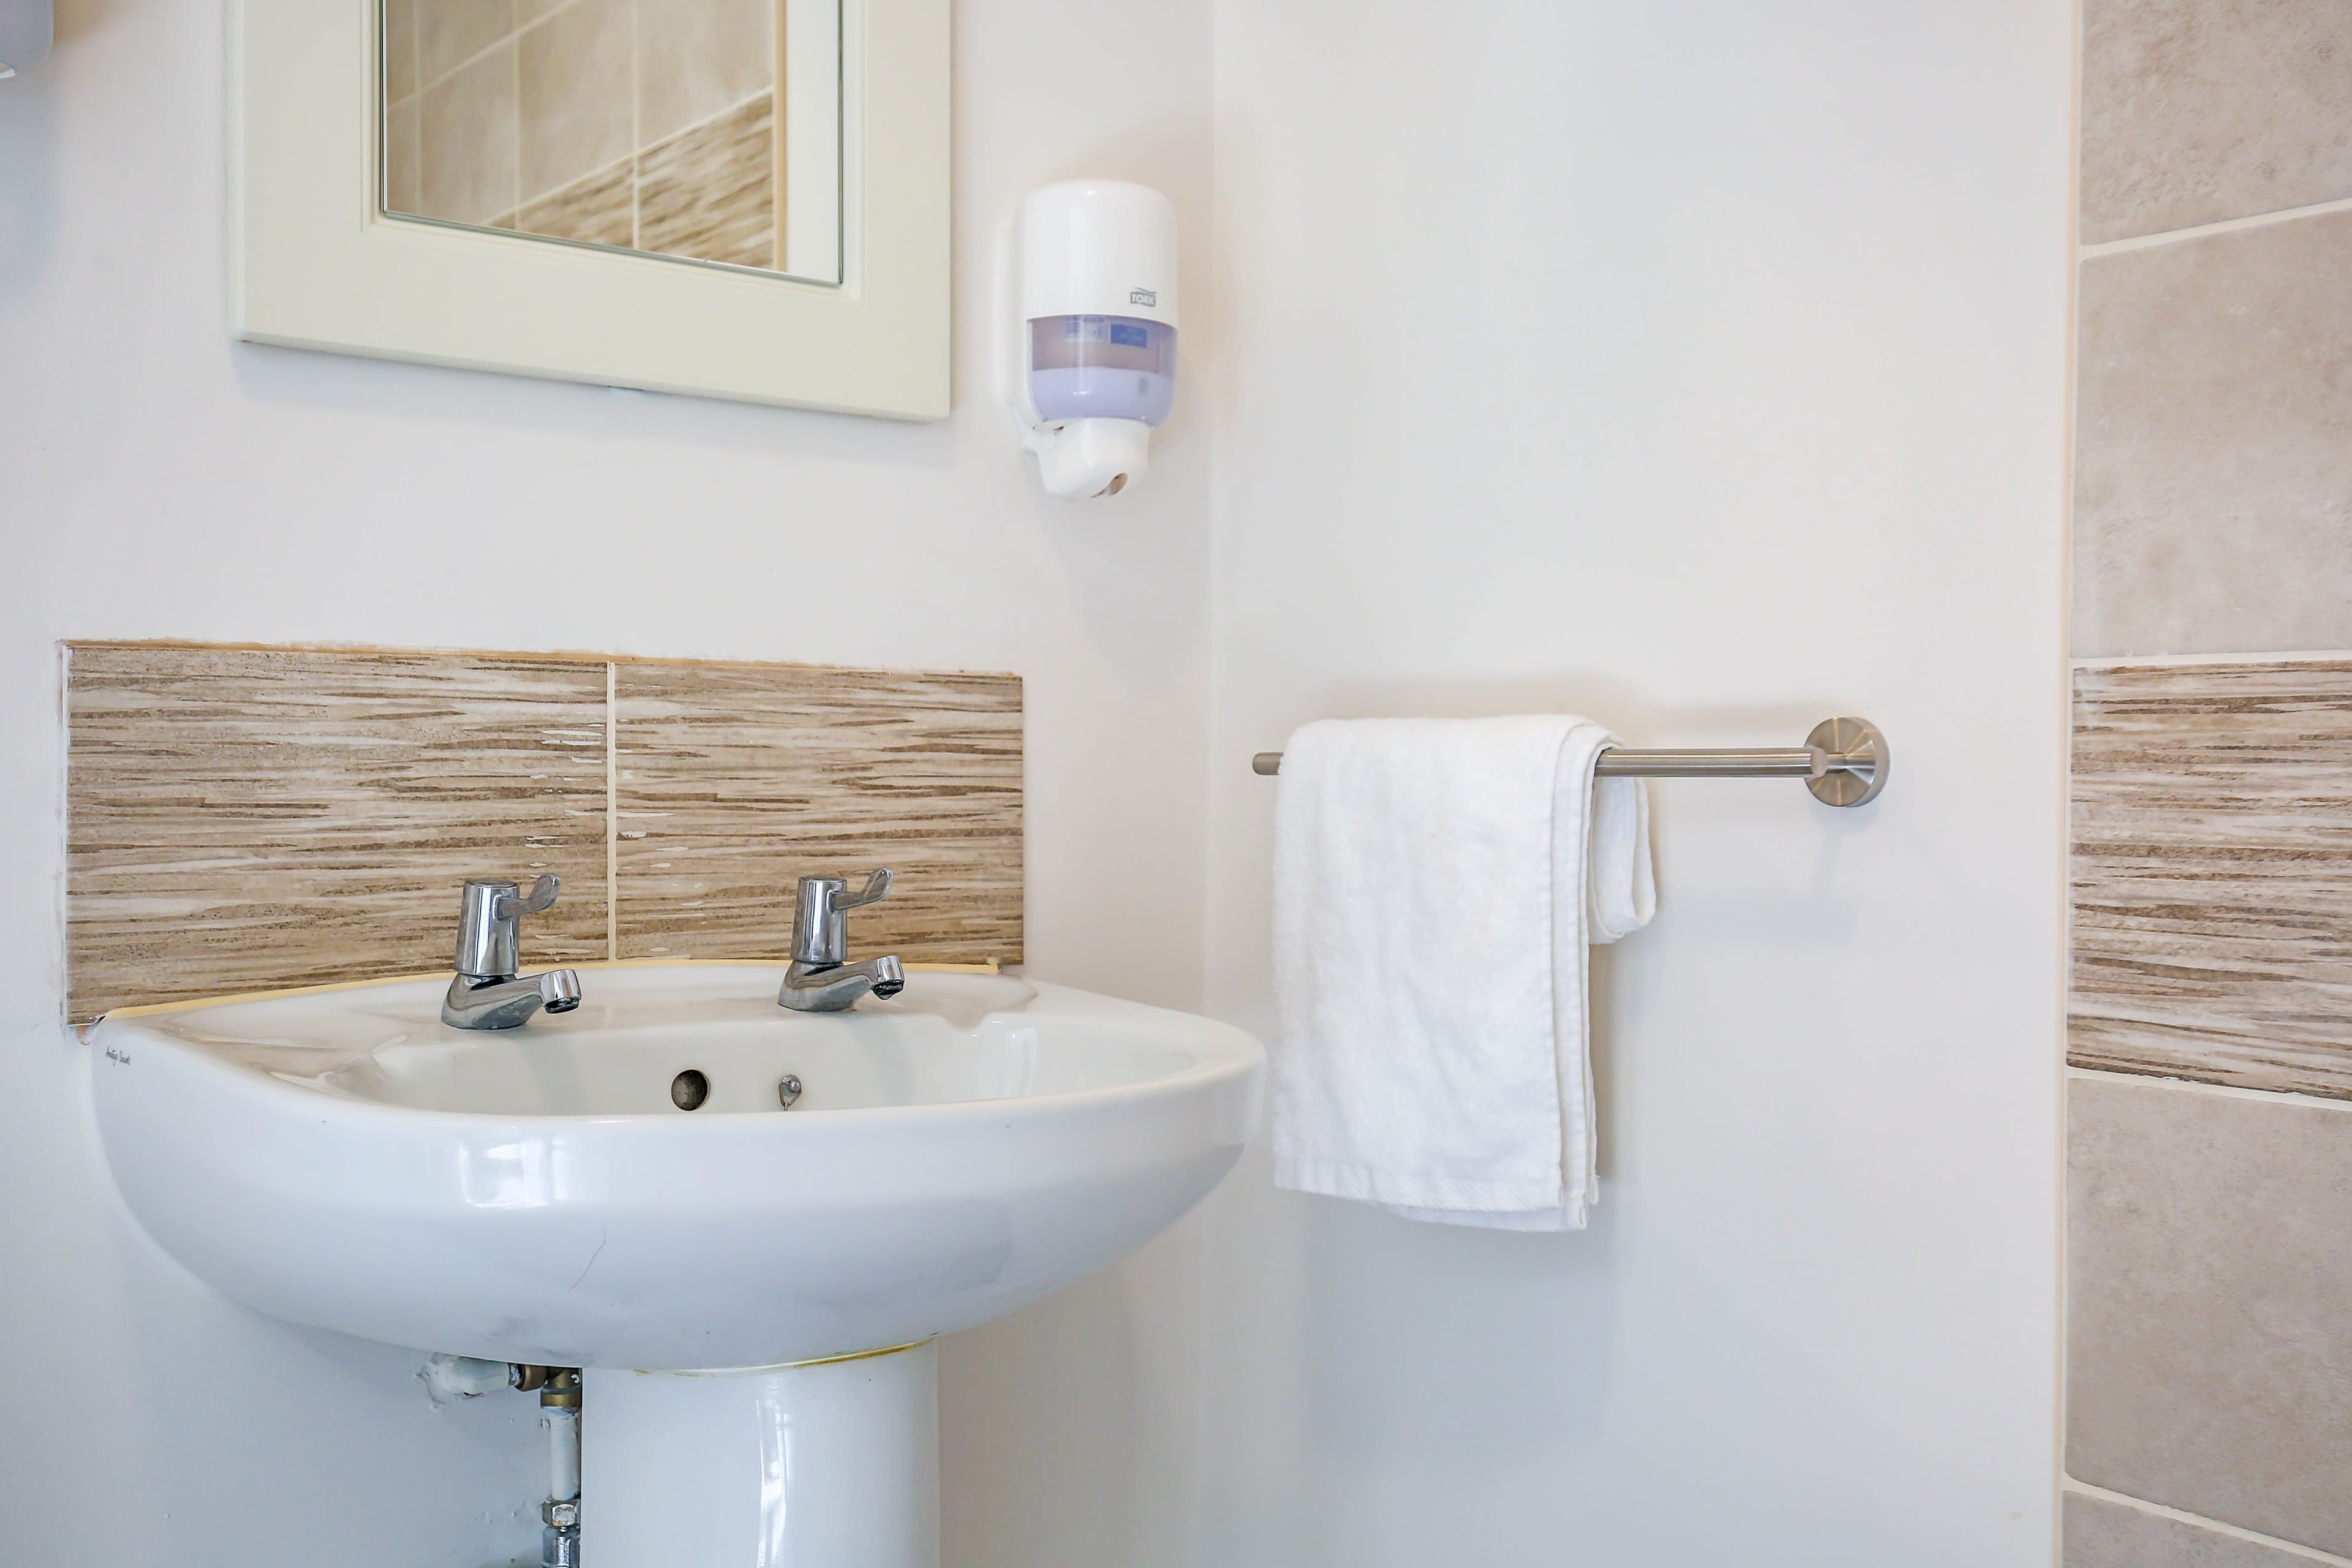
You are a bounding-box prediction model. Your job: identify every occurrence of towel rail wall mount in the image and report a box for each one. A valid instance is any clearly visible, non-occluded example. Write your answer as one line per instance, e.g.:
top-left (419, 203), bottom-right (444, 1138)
top-left (1251, 717), bottom-right (1889, 807)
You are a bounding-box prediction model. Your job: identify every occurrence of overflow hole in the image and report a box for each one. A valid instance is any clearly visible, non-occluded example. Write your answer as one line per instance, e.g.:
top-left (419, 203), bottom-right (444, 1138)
top-left (671, 1069), bottom-right (709, 1111)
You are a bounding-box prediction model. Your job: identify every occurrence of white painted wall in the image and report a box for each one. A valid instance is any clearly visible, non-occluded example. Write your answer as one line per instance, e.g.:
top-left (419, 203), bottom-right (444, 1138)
top-left (1199, 2), bottom-right (2071, 1564)
top-left (0, 0), bottom-right (1213, 1562)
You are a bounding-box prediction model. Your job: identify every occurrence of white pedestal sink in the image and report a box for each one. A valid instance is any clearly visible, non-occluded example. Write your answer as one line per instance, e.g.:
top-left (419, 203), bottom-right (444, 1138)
top-left (89, 963), bottom-right (1264, 1567)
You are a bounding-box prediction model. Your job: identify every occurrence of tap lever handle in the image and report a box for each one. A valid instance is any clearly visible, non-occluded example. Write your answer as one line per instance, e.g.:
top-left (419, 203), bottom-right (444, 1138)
top-left (456, 873), bottom-right (561, 979)
top-left (837, 869), bottom-right (892, 910)
top-left (791, 869), bottom-right (895, 965)
top-left (495, 873), bottom-right (560, 919)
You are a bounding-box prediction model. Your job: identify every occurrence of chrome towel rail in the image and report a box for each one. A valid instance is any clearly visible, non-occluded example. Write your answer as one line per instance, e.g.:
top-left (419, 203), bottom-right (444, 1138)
top-left (1251, 717), bottom-right (1888, 807)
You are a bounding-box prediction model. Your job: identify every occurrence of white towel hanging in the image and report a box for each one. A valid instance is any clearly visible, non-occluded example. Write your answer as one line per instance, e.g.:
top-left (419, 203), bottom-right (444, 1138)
top-left (1270, 715), bottom-right (1656, 1231)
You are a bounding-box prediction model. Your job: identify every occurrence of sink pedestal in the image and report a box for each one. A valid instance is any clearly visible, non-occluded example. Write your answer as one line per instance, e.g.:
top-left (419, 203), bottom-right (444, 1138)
top-left (584, 1343), bottom-right (939, 1567)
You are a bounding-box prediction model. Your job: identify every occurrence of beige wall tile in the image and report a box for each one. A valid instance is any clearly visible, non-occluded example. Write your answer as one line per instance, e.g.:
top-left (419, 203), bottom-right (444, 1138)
top-left (2065, 1492), bottom-right (2322, 1567)
top-left (2073, 212), bottom-right (2352, 657)
top-left (514, 0), bottom-right (569, 21)
top-left (637, 92), bottom-right (774, 268)
top-left (383, 0), bottom-right (420, 102)
top-left (612, 660), bottom-right (1022, 965)
top-left (2068, 1075), bottom-right (2352, 1555)
top-left (385, 96), bottom-right (421, 215)
top-left (417, 0), bottom-right (513, 85)
top-left (420, 42), bottom-right (520, 226)
top-left (519, 158), bottom-right (633, 247)
top-left (2082, 0), bottom-right (2352, 245)
top-left (519, 0), bottom-right (633, 203)
top-left (635, 0), bottom-right (772, 146)
top-left (2070, 660), bottom-right (2352, 1100)
top-left (64, 644), bottom-right (609, 1023)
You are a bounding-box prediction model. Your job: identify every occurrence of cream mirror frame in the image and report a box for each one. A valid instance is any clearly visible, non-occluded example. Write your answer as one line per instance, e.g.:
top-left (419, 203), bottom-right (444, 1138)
top-left (228, 0), bottom-right (948, 419)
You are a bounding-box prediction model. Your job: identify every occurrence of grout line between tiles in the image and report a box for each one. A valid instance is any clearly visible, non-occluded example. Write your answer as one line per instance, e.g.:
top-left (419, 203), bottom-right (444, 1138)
top-left (2062, 1480), bottom-right (2352, 1565)
top-left (2071, 648), bottom-right (2352, 671)
top-left (412, 33), bottom-right (516, 107)
top-left (643, 86), bottom-right (778, 161)
top-left (628, 0), bottom-right (642, 249)
top-left (510, 22), bottom-right (522, 225)
top-left (2081, 193), bottom-right (2352, 259)
top-left (411, 0), bottom-right (592, 105)
top-left (772, 0), bottom-right (788, 270)
top-left (2066, 1065), bottom-right (2352, 1117)
top-left (524, 150), bottom-right (635, 221)
top-left (606, 662), bottom-right (619, 962)
top-left (511, 0), bottom-right (592, 46)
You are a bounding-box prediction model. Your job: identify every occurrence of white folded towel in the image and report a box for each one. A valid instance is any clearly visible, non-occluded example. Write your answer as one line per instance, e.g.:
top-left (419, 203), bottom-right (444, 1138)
top-left (1270, 716), bottom-right (1656, 1231)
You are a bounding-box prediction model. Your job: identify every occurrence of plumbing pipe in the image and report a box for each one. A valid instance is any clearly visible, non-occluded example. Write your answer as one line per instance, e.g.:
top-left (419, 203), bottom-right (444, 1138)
top-left (418, 1356), bottom-right (585, 1565)
top-left (541, 1370), bottom-right (582, 1568)
top-left (545, 1404), bottom-right (580, 1503)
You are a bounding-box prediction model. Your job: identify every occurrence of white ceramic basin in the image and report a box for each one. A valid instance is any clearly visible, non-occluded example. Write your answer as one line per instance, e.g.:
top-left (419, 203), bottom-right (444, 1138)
top-left (89, 963), bottom-right (1264, 1371)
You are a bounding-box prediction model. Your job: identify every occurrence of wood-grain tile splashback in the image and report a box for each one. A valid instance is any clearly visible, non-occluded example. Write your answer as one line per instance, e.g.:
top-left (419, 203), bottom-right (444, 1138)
top-left (2069, 659), bottom-right (2352, 1100)
top-left (63, 642), bottom-right (1023, 1023)
top-left (66, 644), bottom-right (612, 1022)
top-left (614, 662), bottom-right (1022, 963)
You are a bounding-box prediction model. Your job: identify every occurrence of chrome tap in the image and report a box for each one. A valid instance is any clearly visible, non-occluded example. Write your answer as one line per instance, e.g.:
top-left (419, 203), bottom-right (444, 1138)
top-left (778, 870), bottom-right (906, 1013)
top-left (441, 875), bottom-right (585, 1030)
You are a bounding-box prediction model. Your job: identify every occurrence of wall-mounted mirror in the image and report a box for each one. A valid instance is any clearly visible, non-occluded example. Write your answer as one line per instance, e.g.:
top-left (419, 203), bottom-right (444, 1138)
top-left (230, 0), bottom-right (944, 418)
top-left (377, 0), bottom-right (842, 285)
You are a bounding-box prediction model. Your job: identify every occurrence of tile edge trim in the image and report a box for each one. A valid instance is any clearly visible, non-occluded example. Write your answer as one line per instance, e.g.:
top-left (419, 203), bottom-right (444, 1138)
top-left (2070, 649), bottom-right (2352, 672)
top-left (2065, 1065), bottom-right (2352, 1118)
top-left (2080, 193), bottom-right (2352, 261)
top-left (2062, 1480), bottom-right (2352, 1566)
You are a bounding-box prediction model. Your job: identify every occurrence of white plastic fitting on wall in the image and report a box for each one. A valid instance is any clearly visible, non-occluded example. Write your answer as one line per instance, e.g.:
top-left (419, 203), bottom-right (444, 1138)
top-left (1008, 180), bottom-right (1179, 500)
top-left (0, 0), bottom-right (52, 76)
top-left (421, 1352), bottom-right (513, 1403)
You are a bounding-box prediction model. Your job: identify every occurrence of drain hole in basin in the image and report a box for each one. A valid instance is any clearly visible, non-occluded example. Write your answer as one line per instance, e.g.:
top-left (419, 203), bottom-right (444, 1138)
top-left (671, 1069), bottom-right (709, 1111)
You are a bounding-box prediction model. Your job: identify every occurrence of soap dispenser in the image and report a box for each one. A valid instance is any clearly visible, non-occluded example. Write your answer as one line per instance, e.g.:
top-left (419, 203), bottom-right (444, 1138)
top-left (1008, 180), bottom-right (1178, 500)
